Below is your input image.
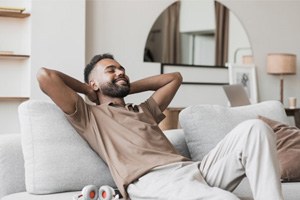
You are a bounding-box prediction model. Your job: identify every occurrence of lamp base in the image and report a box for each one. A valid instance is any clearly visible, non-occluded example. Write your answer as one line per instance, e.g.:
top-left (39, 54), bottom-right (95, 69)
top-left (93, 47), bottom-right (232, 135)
top-left (280, 77), bottom-right (284, 104)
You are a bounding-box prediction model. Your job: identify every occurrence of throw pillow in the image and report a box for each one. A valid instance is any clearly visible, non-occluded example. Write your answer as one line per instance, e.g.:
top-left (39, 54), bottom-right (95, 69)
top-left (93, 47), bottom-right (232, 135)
top-left (258, 115), bottom-right (300, 181)
top-left (179, 100), bottom-right (290, 161)
top-left (164, 129), bottom-right (191, 159)
top-left (19, 100), bottom-right (115, 194)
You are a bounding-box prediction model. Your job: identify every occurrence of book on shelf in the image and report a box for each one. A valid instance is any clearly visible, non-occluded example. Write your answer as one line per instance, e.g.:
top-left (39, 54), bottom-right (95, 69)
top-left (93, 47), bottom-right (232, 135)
top-left (0, 6), bottom-right (25, 13)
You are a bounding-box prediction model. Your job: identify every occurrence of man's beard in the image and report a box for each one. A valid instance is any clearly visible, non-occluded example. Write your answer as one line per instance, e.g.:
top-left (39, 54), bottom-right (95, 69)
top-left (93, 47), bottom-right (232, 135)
top-left (100, 81), bottom-right (130, 98)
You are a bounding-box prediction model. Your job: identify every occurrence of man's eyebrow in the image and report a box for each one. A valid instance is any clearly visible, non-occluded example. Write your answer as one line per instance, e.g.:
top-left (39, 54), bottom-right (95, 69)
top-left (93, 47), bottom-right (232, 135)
top-left (104, 65), bottom-right (125, 70)
top-left (104, 65), bottom-right (116, 69)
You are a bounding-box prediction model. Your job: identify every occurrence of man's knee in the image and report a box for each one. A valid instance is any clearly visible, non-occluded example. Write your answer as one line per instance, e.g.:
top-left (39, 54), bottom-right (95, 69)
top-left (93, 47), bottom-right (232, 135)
top-left (243, 119), bottom-right (276, 143)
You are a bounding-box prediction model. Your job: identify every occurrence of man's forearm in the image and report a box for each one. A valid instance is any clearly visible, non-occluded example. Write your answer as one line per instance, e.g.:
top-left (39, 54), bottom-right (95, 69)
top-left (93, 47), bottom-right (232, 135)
top-left (129, 72), bottom-right (182, 111)
top-left (37, 67), bottom-right (99, 113)
top-left (37, 67), bottom-right (92, 96)
top-left (53, 70), bottom-right (91, 95)
top-left (129, 72), bottom-right (182, 94)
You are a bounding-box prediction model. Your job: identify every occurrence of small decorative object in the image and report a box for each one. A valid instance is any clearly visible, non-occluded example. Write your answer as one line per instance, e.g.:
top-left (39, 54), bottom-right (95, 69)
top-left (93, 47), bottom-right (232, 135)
top-left (227, 63), bottom-right (258, 104)
top-left (242, 55), bottom-right (254, 64)
top-left (267, 53), bottom-right (297, 103)
top-left (288, 97), bottom-right (297, 109)
top-left (0, 6), bottom-right (25, 13)
top-left (73, 185), bottom-right (121, 200)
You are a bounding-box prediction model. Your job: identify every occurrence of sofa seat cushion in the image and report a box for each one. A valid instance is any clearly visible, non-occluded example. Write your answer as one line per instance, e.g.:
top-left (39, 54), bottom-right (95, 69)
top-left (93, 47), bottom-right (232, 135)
top-left (179, 100), bottom-right (290, 161)
top-left (1, 191), bottom-right (80, 200)
top-left (281, 182), bottom-right (300, 200)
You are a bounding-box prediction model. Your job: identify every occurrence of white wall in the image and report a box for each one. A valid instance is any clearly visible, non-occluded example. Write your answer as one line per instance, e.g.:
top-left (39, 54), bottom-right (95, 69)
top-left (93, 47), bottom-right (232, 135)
top-left (30, 0), bottom-right (86, 101)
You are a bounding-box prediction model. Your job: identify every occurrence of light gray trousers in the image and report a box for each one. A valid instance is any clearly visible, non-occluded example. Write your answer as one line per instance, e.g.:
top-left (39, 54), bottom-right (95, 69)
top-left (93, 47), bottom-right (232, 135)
top-left (127, 119), bottom-right (284, 200)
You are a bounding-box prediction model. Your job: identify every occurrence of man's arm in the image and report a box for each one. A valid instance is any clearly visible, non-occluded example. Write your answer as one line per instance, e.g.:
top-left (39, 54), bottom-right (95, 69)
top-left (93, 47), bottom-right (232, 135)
top-left (129, 72), bottom-right (182, 111)
top-left (36, 67), bottom-right (98, 114)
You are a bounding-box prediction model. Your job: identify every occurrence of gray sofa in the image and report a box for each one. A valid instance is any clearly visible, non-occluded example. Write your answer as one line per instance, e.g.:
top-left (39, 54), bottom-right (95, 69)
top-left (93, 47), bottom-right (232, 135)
top-left (0, 100), bottom-right (299, 200)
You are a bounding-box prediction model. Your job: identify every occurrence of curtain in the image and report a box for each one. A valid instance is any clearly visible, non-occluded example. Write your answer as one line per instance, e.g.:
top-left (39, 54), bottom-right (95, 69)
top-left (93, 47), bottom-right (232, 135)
top-left (215, 1), bottom-right (229, 66)
top-left (161, 1), bottom-right (181, 64)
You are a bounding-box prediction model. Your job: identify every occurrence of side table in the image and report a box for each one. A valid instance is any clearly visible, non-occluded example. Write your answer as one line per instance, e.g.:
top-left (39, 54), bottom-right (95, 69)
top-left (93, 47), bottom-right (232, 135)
top-left (159, 107), bottom-right (184, 131)
top-left (285, 108), bottom-right (300, 128)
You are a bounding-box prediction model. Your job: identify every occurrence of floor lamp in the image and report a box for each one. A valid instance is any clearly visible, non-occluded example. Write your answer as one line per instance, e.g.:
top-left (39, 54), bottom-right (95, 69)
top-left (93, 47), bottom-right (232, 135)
top-left (267, 53), bottom-right (296, 103)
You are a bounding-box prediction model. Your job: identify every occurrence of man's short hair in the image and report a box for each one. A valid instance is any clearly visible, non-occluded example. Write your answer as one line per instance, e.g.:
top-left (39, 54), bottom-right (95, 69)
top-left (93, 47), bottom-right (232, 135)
top-left (84, 53), bottom-right (114, 83)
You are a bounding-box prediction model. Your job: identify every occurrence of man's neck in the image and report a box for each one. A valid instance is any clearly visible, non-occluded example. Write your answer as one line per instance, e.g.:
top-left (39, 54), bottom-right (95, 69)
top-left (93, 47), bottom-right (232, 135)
top-left (98, 95), bottom-right (126, 107)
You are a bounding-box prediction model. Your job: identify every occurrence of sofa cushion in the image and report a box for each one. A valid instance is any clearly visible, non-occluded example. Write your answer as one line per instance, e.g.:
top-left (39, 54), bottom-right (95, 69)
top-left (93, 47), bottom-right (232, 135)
top-left (18, 100), bottom-right (115, 194)
top-left (0, 134), bottom-right (25, 199)
top-left (258, 115), bottom-right (300, 181)
top-left (164, 129), bottom-right (191, 159)
top-left (179, 100), bottom-right (290, 161)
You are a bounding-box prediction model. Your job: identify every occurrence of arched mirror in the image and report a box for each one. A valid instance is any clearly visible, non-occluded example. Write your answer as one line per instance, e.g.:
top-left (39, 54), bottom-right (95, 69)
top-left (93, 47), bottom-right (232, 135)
top-left (144, 0), bottom-right (252, 66)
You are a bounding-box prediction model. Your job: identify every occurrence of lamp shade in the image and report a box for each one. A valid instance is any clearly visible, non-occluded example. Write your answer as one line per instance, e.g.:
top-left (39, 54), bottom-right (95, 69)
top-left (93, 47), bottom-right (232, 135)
top-left (267, 53), bottom-right (296, 75)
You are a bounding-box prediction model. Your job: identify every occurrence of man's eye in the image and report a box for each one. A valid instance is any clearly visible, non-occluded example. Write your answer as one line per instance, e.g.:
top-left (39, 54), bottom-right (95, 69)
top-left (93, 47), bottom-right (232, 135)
top-left (106, 69), bottom-right (115, 73)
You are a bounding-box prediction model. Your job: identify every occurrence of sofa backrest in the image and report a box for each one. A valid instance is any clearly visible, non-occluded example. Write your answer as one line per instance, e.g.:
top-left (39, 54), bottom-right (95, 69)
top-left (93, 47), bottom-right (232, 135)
top-left (179, 100), bottom-right (290, 161)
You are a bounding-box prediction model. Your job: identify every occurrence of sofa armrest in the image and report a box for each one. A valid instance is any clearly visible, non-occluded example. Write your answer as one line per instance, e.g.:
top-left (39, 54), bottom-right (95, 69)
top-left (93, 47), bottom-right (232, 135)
top-left (0, 134), bottom-right (25, 199)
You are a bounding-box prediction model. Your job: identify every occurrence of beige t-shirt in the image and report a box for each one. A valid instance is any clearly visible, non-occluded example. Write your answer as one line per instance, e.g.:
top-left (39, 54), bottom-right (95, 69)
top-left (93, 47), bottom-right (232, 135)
top-left (66, 96), bottom-right (189, 199)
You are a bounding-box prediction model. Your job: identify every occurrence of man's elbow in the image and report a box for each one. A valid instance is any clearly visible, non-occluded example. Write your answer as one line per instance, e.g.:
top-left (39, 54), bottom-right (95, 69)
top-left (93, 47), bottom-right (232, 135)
top-left (173, 72), bottom-right (183, 84)
top-left (36, 67), bottom-right (51, 89)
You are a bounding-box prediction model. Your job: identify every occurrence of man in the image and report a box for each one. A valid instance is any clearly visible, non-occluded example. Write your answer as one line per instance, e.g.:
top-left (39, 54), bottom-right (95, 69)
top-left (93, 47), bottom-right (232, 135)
top-left (37, 54), bottom-right (284, 200)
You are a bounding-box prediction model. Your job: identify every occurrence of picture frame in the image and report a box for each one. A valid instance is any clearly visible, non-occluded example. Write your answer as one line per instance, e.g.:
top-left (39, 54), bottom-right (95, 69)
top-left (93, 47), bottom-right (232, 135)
top-left (227, 63), bottom-right (258, 104)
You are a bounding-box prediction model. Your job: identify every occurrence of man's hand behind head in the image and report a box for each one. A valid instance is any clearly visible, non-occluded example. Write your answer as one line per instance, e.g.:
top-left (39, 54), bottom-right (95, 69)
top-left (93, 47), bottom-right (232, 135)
top-left (85, 84), bottom-right (100, 105)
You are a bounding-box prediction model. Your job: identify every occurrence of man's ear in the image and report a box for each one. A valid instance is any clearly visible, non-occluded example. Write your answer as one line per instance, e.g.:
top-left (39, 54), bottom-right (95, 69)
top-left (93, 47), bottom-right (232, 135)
top-left (89, 80), bottom-right (99, 91)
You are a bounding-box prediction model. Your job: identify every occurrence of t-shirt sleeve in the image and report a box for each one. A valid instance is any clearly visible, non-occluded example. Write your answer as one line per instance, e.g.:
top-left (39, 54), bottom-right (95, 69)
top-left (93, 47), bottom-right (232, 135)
top-left (142, 97), bottom-right (166, 124)
top-left (65, 95), bottom-right (90, 135)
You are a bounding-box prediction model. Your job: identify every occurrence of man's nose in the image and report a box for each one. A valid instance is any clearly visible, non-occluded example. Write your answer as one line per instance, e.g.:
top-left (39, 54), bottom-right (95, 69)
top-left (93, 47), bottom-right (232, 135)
top-left (116, 69), bottom-right (125, 76)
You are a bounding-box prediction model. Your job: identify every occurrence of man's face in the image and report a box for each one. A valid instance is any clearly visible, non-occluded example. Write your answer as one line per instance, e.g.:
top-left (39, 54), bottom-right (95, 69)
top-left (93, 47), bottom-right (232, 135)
top-left (90, 58), bottom-right (130, 98)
